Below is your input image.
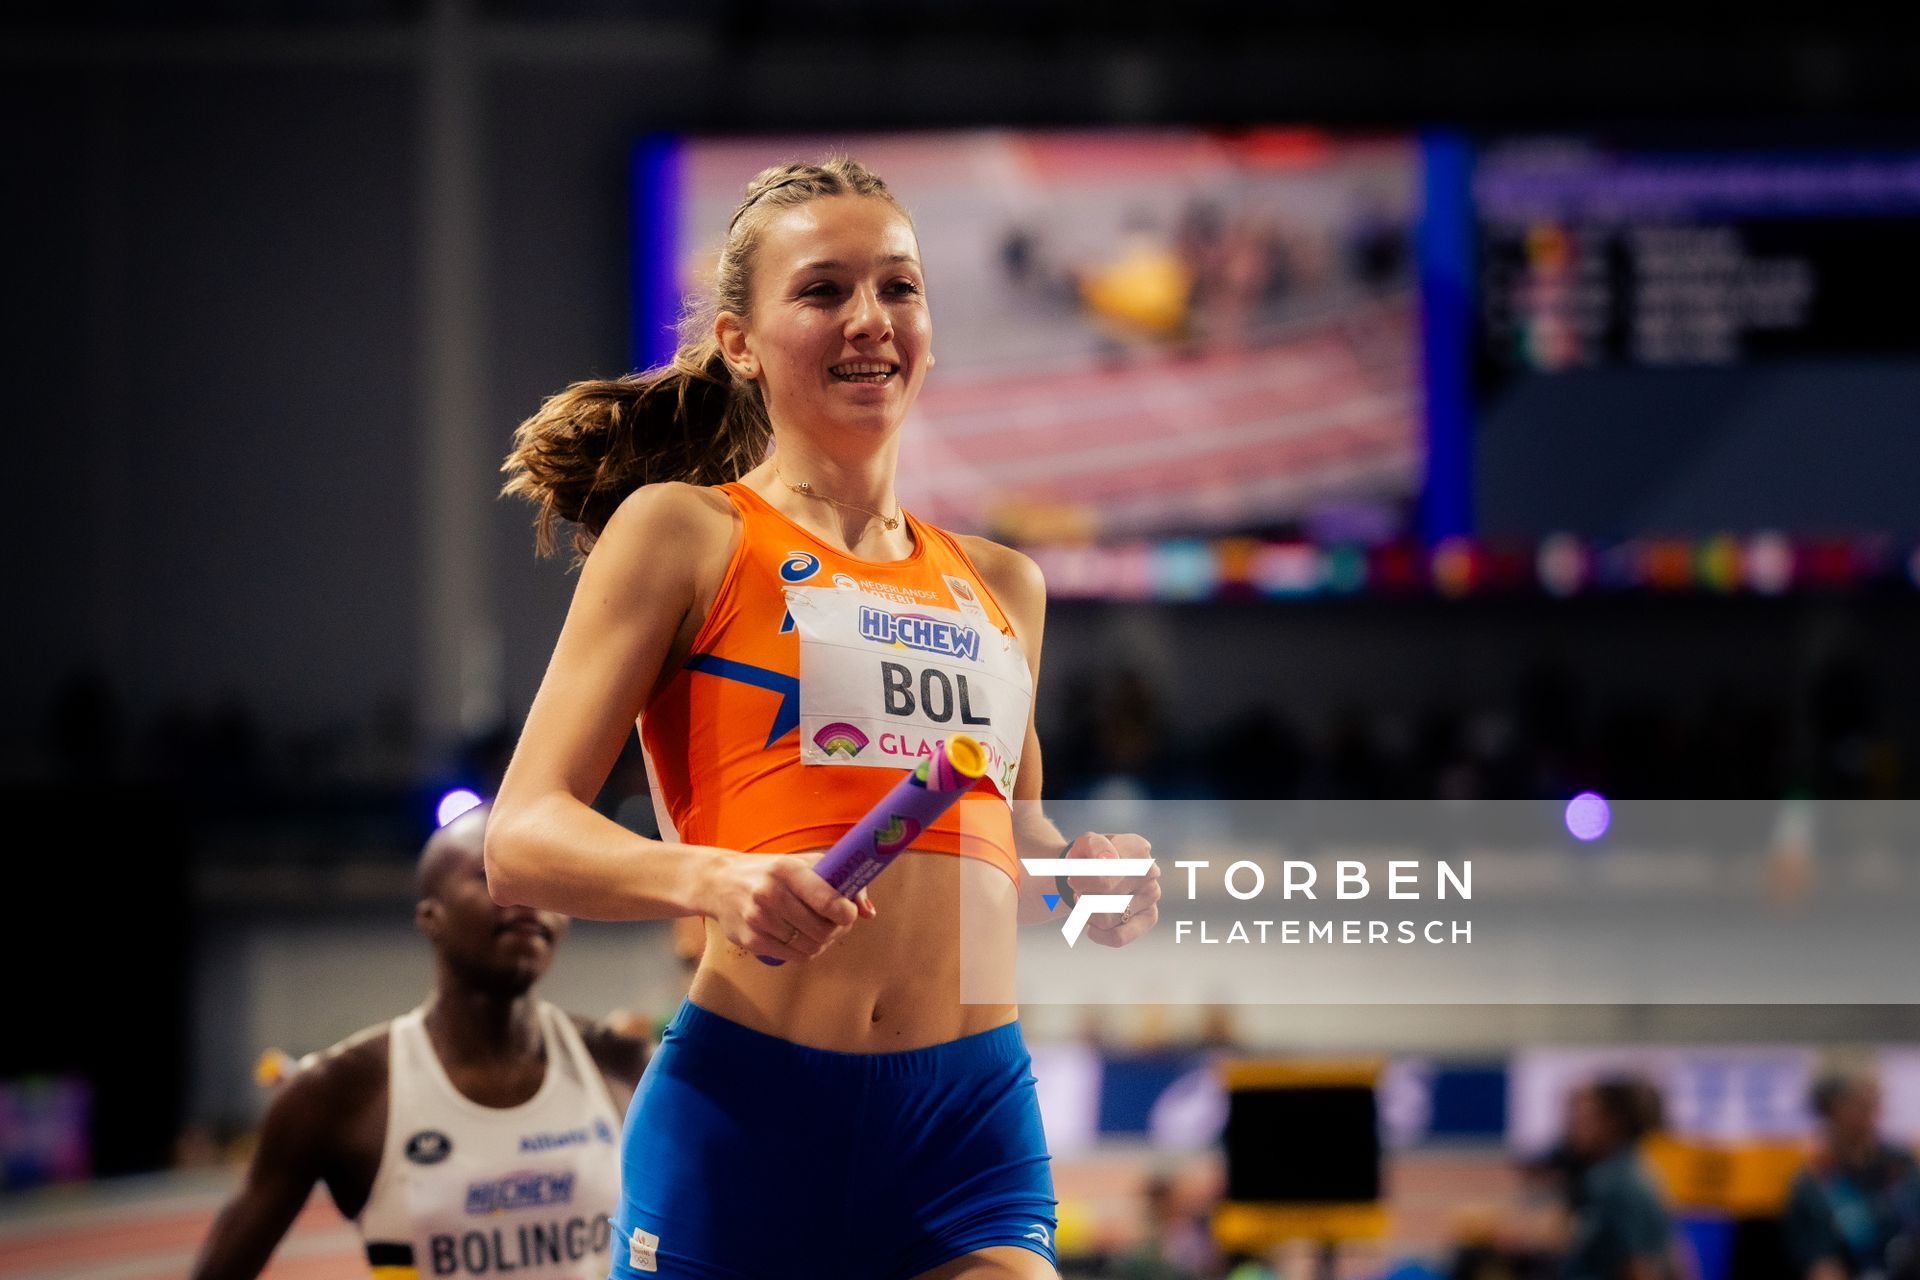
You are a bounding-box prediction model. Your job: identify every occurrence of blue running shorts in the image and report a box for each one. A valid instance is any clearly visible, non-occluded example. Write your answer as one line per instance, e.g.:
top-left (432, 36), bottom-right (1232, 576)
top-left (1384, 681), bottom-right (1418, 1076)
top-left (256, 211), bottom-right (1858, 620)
top-left (609, 999), bottom-right (1057, 1280)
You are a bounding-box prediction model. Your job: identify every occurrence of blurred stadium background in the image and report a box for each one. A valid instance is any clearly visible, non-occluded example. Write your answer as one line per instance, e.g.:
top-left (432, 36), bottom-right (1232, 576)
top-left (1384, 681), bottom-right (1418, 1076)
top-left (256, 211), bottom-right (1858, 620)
top-left (7, 2), bottom-right (1920, 1277)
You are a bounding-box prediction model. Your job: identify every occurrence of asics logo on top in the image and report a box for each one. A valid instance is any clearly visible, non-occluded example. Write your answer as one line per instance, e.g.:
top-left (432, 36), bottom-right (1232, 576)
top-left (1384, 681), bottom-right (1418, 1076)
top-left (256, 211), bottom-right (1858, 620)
top-left (1019, 858), bottom-right (1156, 946)
top-left (780, 551), bottom-right (821, 583)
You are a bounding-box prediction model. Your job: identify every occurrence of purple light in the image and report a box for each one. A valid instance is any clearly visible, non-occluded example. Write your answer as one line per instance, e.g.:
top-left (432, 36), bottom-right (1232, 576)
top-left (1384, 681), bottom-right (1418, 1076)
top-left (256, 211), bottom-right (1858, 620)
top-left (437, 789), bottom-right (484, 828)
top-left (1565, 792), bottom-right (1611, 842)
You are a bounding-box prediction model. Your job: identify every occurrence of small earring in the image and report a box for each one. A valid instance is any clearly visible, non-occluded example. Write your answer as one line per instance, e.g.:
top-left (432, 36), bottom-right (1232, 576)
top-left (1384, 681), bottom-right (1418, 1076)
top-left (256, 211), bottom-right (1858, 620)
top-left (928, 354), bottom-right (936, 368)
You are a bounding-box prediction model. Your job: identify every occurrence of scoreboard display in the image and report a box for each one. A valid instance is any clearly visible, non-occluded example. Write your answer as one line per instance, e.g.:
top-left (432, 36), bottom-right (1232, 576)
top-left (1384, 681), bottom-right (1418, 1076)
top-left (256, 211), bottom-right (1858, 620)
top-left (1476, 141), bottom-right (1920, 374)
top-left (634, 131), bottom-right (1920, 556)
top-left (1468, 139), bottom-right (1920, 540)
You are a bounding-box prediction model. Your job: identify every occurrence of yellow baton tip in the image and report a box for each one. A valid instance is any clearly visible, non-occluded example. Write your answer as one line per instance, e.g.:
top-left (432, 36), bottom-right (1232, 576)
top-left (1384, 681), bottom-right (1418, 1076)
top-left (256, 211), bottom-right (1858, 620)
top-left (945, 734), bottom-right (987, 779)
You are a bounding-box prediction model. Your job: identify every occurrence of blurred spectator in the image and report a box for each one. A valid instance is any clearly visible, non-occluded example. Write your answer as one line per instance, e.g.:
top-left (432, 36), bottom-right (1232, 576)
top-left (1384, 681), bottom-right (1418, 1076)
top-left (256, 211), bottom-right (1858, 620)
top-left (1347, 196), bottom-right (1409, 292)
top-left (1112, 1172), bottom-right (1218, 1280)
top-left (1056, 666), bottom-right (1173, 799)
top-left (1783, 1070), bottom-right (1920, 1280)
top-left (1077, 214), bottom-right (1197, 347)
top-left (1220, 1254), bottom-right (1279, 1280)
top-left (1809, 655), bottom-right (1905, 799)
top-left (1558, 1078), bottom-right (1679, 1280)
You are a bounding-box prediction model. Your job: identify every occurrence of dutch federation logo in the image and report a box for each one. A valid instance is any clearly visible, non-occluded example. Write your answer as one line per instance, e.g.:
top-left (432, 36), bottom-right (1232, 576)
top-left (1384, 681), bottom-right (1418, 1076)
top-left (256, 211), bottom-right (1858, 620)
top-left (813, 722), bottom-right (870, 759)
top-left (1020, 857), bottom-right (1157, 946)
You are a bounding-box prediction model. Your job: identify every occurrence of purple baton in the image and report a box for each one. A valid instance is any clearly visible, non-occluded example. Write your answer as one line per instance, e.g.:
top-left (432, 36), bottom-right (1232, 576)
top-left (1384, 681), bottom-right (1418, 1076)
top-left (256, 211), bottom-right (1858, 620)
top-left (758, 734), bottom-right (987, 966)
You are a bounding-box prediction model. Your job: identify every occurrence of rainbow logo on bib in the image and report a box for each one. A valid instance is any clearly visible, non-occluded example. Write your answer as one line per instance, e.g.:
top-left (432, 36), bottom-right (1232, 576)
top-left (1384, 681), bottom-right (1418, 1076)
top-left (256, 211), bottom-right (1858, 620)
top-left (812, 722), bottom-right (870, 759)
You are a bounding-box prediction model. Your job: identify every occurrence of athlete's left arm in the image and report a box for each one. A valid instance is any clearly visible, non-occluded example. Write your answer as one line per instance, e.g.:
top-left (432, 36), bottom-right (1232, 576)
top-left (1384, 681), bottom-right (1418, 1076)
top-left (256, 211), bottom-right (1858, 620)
top-left (960, 537), bottom-right (1160, 944)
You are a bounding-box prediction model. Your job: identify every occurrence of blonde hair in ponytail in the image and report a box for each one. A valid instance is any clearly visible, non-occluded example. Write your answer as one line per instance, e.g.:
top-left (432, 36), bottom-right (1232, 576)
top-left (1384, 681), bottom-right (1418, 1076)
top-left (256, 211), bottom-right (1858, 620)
top-left (501, 154), bottom-right (910, 561)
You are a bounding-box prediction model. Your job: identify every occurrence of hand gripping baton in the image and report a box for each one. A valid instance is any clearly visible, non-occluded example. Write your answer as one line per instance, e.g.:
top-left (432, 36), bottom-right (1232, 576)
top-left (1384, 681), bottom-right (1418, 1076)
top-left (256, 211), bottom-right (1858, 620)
top-left (758, 734), bottom-right (987, 965)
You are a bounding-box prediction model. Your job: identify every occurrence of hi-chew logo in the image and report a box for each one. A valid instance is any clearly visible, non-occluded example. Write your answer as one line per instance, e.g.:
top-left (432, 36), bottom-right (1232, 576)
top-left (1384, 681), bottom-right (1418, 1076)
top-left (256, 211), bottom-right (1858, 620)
top-left (780, 551), bottom-right (820, 583)
top-left (464, 1170), bottom-right (576, 1215)
top-left (1020, 857), bottom-right (1157, 946)
top-left (859, 607), bottom-right (981, 661)
top-left (812, 722), bottom-right (870, 759)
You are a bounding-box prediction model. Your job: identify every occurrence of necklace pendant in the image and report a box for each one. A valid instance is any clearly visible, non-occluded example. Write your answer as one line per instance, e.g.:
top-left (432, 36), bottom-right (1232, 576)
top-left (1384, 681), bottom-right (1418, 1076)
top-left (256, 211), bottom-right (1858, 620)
top-left (883, 517), bottom-right (899, 530)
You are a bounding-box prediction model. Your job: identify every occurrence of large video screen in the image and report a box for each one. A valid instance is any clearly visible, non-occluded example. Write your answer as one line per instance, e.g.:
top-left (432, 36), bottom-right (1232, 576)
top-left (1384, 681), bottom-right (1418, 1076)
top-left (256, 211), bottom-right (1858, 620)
top-left (645, 129), bottom-right (1422, 545)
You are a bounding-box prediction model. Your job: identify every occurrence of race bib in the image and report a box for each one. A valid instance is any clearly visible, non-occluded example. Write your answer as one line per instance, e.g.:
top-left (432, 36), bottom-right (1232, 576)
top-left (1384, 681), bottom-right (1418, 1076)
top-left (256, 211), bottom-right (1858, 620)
top-left (787, 583), bottom-right (1032, 799)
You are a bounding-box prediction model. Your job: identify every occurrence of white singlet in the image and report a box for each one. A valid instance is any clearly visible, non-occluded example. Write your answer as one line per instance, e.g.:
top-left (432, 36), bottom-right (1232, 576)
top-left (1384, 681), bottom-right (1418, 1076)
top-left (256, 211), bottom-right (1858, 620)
top-left (358, 1001), bottom-right (624, 1280)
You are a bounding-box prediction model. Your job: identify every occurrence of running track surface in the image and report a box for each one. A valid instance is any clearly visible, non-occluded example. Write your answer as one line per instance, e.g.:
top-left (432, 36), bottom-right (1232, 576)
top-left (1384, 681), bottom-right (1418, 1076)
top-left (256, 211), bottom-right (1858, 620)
top-left (0, 1172), bottom-right (359, 1280)
top-left (897, 299), bottom-right (1417, 540)
top-left (0, 1150), bottom-right (1515, 1278)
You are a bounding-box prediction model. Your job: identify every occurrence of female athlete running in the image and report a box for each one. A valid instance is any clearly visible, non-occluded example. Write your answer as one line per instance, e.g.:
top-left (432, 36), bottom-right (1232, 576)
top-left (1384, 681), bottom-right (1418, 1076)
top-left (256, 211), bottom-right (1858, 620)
top-left (488, 156), bottom-right (1160, 1280)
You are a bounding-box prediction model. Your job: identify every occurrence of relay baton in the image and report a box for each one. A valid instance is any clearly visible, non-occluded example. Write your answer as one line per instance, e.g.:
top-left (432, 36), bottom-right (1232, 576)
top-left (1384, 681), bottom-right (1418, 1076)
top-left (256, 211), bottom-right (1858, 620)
top-left (758, 734), bottom-right (987, 966)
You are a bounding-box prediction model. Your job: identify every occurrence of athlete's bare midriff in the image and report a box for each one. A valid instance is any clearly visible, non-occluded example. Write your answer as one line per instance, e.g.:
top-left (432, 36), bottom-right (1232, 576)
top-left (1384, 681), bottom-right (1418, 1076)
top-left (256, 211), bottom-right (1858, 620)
top-left (688, 851), bottom-right (1020, 1051)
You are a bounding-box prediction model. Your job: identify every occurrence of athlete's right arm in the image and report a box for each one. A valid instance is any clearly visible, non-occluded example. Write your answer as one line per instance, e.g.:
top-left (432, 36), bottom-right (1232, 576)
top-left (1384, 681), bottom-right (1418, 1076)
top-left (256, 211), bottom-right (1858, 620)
top-left (187, 1068), bottom-right (341, 1280)
top-left (486, 483), bottom-right (861, 962)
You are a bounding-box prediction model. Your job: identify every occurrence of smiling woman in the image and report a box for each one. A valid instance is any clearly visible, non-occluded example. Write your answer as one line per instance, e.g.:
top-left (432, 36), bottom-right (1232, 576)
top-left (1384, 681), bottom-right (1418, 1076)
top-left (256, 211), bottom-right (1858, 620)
top-left (488, 157), bottom-right (1162, 1280)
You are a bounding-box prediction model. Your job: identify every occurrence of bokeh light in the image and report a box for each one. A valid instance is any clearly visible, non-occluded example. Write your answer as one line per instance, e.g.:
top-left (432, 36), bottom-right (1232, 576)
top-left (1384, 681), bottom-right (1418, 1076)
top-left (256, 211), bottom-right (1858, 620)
top-left (436, 789), bottom-right (485, 828)
top-left (1565, 791), bottom-right (1611, 842)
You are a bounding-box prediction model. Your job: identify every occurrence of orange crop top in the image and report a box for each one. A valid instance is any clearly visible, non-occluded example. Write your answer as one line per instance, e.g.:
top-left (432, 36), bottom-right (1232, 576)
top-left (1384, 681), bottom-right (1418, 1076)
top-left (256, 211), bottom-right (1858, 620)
top-left (639, 482), bottom-right (1035, 885)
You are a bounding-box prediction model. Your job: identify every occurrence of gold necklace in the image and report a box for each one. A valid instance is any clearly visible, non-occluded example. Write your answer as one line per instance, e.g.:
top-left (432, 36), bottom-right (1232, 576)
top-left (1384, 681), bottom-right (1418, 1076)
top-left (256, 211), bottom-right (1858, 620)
top-left (772, 466), bottom-right (900, 531)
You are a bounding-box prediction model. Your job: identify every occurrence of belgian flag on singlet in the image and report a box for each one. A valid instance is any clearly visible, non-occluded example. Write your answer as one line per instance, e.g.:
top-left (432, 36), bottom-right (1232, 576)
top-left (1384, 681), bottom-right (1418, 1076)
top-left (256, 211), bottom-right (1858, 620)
top-left (366, 1241), bottom-right (417, 1280)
